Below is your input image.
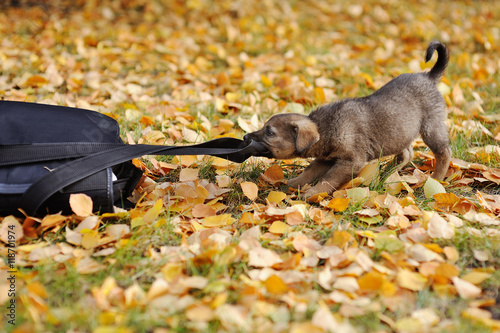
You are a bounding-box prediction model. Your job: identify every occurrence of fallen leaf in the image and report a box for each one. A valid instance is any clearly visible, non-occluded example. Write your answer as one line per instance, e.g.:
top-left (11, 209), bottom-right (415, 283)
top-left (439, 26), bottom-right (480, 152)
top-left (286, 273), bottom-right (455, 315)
top-left (264, 274), bottom-right (288, 295)
top-left (424, 177), bottom-right (446, 199)
top-left (452, 276), bottom-right (481, 299)
top-left (0, 216), bottom-right (23, 243)
top-left (248, 247), bottom-right (283, 267)
top-left (241, 181), bottom-right (259, 201)
top-left (69, 193), bottom-right (93, 217)
top-left (396, 269), bottom-right (427, 291)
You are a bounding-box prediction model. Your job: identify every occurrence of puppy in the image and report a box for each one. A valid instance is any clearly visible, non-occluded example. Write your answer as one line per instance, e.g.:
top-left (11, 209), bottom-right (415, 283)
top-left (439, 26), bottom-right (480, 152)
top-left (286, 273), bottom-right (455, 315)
top-left (244, 41), bottom-right (452, 198)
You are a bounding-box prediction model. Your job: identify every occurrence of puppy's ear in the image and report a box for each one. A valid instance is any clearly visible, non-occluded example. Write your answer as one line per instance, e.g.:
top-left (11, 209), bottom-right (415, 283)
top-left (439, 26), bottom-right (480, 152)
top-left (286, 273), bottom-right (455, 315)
top-left (292, 117), bottom-right (320, 153)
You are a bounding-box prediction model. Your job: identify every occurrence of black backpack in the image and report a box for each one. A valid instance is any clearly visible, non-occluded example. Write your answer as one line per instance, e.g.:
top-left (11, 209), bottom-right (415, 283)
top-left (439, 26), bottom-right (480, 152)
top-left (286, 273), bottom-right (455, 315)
top-left (0, 101), bottom-right (265, 216)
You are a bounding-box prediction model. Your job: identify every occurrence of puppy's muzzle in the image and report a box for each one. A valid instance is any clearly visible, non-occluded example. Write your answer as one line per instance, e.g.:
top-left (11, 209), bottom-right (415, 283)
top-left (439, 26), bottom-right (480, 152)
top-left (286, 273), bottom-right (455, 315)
top-left (243, 134), bottom-right (272, 158)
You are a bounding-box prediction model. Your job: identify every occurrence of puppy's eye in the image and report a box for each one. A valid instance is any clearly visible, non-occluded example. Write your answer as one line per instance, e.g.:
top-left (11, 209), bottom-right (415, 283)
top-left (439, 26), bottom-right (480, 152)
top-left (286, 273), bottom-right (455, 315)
top-left (265, 127), bottom-right (275, 137)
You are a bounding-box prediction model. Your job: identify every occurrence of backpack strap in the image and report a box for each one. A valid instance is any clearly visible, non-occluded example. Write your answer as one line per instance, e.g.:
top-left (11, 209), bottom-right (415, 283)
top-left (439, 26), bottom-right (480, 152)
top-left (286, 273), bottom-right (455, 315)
top-left (19, 138), bottom-right (267, 215)
top-left (0, 142), bottom-right (123, 166)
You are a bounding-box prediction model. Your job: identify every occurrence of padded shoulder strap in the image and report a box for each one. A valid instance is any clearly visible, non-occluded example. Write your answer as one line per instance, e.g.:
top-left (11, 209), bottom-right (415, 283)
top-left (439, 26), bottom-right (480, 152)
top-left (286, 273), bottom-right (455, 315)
top-left (19, 138), bottom-right (267, 215)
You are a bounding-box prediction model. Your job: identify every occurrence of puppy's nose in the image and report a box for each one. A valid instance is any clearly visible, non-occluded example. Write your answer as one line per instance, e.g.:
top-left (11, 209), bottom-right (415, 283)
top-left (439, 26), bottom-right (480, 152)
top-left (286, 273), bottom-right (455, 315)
top-left (243, 134), bottom-right (250, 141)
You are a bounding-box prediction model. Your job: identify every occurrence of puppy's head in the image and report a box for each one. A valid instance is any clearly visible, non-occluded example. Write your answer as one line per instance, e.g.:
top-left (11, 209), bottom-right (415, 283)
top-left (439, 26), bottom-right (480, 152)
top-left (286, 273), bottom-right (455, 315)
top-left (244, 113), bottom-right (320, 159)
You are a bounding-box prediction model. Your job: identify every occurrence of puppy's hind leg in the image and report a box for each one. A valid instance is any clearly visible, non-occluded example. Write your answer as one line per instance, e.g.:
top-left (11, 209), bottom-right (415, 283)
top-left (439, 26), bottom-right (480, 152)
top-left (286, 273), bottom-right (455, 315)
top-left (421, 121), bottom-right (451, 181)
top-left (288, 159), bottom-right (335, 189)
top-left (394, 145), bottom-right (414, 170)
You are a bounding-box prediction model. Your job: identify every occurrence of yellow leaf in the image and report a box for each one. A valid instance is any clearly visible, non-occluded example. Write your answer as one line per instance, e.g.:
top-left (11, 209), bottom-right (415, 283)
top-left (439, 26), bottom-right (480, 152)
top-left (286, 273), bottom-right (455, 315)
top-left (394, 318), bottom-right (423, 333)
top-left (433, 192), bottom-right (460, 206)
top-left (81, 230), bottom-right (100, 249)
top-left (261, 74), bottom-right (272, 88)
top-left (241, 181), bottom-right (258, 201)
top-left (264, 274), bottom-right (288, 295)
top-left (380, 281), bottom-right (397, 297)
top-left (331, 230), bottom-right (351, 248)
top-left (424, 177), bottom-right (446, 199)
top-left (396, 269), bottom-right (427, 291)
top-left (313, 86), bottom-right (325, 104)
top-left (267, 191), bottom-right (287, 204)
top-left (161, 263), bottom-right (183, 283)
top-left (327, 198), bottom-right (350, 212)
top-left (461, 271), bottom-right (491, 285)
top-left (143, 199), bottom-right (163, 223)
top-left (268, 221), bottom-right (289, 234)
top-left (69, 193), bottom-right (93, 217)
top-left (202, 214), bottom-right (235, 227)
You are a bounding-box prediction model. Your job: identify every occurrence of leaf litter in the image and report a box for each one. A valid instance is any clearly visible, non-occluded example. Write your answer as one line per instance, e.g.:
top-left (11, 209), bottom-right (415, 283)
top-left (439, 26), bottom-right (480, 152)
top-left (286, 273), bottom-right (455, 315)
top-left (1, 0), bottom-right (500, 331)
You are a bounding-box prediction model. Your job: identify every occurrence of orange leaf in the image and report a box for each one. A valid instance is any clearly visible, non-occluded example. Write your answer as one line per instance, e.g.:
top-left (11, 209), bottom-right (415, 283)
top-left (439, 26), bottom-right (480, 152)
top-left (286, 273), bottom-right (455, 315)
top-left (140, 115), bottom-right (155, 126)
top-left (433, 192), bottom-right (460, 206)
top-left (261, 165), bottom-right (285, 184)
top-left (264, 274), bottom-right (288, 295)
top-left (327, 198), bottom-right (350, 212)
top-left (358, 271), bottom-right (386, 292)
top-left (24, 75), bottom-right (48, 87)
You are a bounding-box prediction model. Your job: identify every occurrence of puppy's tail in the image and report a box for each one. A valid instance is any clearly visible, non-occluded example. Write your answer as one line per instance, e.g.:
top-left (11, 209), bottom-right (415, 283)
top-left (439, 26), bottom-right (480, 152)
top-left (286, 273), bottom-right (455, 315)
top-left (425, 40), bottom-right (449, 81)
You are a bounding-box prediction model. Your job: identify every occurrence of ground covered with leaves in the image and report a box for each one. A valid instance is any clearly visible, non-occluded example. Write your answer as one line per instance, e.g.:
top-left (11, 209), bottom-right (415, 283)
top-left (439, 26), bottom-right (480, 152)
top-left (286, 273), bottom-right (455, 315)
top-left (1, 0), bottom-right (500, 332)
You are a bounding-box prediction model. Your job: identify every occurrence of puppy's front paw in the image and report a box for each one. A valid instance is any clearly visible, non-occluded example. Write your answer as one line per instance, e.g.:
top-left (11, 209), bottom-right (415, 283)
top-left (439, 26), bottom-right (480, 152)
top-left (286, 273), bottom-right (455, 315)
top-left (287, 177), bottom-right (306, 189)
top-left (303, 182), bottom-right (333, 199)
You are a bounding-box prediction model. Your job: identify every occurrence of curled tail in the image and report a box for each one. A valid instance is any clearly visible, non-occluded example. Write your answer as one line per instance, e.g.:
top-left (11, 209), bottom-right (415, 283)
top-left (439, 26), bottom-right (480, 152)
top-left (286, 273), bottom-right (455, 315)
top-left (425, 41), bottom-right (449, 81)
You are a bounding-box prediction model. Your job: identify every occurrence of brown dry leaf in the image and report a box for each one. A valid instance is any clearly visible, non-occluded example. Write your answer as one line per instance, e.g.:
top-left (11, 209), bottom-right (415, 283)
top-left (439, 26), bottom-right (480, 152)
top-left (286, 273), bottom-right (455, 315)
top-left (69, 193), bottom-right (93, 217)
top-left (192, 203), bottom-right (216, 218)
top-left (240, 181), bottom-right (259, 201)
top-left (261, 164), bottom-right (285, 184)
